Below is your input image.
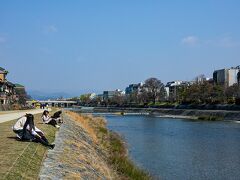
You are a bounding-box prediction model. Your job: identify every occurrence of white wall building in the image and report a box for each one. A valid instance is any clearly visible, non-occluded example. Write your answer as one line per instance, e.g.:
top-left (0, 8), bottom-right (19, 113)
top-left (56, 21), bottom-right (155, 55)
top-left (213, 66), bottom-right (240, 87)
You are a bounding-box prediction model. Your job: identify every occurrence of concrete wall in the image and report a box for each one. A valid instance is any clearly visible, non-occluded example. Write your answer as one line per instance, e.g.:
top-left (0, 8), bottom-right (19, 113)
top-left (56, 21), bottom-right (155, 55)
top-left (228, 69), bottom-right (239, 86)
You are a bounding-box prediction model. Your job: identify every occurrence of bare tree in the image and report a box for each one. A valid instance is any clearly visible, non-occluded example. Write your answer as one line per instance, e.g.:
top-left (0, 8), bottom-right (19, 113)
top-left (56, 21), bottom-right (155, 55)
top-left (110, 94), bottom-right (125, 106)
top-left (141, 78), bottom-right (166, 104)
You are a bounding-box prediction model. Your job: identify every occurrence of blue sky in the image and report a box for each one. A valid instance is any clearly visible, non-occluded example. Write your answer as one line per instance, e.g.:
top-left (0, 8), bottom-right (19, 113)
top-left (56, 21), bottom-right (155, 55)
top-left (0, 1), bottom-right (240, 95)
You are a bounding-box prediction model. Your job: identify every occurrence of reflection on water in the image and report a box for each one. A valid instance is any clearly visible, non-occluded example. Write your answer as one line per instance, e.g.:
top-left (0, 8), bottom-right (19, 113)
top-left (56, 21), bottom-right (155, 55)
top-left (105, 115), bottom-right (240, 180)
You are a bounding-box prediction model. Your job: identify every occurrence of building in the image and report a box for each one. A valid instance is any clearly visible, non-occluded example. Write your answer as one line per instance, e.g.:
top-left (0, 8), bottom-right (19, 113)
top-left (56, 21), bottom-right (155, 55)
top-left (238, 71), bottom-right (240, 85)
top-left (0, 67), bottom-right (8, 82)
top-left (125, 83), bottom-right (143, 95)
top-left (213, 66), bottom-right (240, 87)
top-left (103, 89), bottom-right (125, 101)
top-left (94, 94), bottom-right (103, 102)
top-left (194, 74), bottom-right (207, 84)
top-left (0, 67), bottom-right (16, 105)
top-left (89, 93), bottom-right (97, 100)
top-left (14, 84), bottom-right (28, 104)
top-left (165, 81), bottom-right (191, 101)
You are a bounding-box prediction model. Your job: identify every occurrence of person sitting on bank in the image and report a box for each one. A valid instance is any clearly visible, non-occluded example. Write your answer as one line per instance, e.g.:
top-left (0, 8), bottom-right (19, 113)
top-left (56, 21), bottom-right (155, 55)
top-left (51, 110), bottom-right (63, 123)
top-left (42, 110), bottom-right (60, 128)
top-left (12, 114), bottom-right (55, 149)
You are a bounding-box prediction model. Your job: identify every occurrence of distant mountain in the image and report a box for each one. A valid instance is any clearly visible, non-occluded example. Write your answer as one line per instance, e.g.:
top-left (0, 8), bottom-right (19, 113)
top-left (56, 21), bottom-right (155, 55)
top-left (28, 90), bottom-right (73, 100)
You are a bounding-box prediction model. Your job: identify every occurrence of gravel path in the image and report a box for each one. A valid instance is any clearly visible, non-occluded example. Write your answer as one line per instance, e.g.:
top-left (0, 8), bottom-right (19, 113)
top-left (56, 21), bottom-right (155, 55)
top-left (0, 109), bottom-right (48, 123)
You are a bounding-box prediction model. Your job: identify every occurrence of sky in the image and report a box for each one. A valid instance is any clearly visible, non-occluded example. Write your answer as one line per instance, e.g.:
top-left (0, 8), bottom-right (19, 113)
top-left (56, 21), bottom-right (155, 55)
top-left (0, 0), bottom-right (240, 95)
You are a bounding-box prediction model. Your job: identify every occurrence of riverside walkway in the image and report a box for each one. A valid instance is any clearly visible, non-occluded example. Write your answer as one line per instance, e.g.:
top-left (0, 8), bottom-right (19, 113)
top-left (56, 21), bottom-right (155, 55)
top-left (0, 109), bottom-right (48, 124)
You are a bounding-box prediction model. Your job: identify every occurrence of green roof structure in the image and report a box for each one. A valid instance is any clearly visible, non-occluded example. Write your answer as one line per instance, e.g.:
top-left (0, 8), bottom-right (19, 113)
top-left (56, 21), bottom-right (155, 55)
top-left (14, 83), bottom-right (25, 88)
top-left (0, 67), bottom-right (8, 74)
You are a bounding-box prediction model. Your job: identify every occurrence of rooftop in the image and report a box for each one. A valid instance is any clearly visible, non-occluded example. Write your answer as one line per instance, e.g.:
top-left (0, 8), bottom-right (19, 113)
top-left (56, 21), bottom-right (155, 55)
top-left (14, 83), bottom-right (25, 88)
top-left (0, 67), bottom-right (8, 74)
top-left (6, 81), bottom-right (15, 87)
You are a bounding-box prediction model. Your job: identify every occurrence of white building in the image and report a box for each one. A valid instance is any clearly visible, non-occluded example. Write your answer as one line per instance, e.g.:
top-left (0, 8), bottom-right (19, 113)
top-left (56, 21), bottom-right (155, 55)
top-left (165, 81), bottom-right (191, 101)
top-left (213, 66), bottom-right (240, 87)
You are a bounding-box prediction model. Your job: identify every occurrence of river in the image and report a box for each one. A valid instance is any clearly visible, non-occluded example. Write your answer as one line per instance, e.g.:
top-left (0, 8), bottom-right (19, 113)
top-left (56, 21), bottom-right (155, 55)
top-left (104, 115), bottom-right (240, 180)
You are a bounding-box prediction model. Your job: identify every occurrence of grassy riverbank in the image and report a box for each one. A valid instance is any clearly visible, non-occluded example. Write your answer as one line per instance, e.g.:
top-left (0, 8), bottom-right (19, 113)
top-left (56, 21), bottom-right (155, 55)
top-left (0, 112), bottom-right (57, 179)
top-left (197, 115), bottom-right (224, 121)
top-left (66, 111), bottom-right (151, 179)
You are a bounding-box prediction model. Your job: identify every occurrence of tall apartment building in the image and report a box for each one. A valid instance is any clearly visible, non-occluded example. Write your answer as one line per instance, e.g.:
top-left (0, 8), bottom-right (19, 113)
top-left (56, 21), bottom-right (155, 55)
top-left (125, 83), bottom-right (143, 95)
top-left (103, 89), bottom-right (125, 101)
top-left (213, 66), bottom-right (240, 87)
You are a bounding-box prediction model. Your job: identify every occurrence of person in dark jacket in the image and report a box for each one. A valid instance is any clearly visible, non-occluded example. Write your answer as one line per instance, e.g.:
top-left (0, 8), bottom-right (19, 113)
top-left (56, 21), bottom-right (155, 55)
top-left (13, 114), bottom-right (55, 149)
top-left (51, 110), bottom-right (63, 123)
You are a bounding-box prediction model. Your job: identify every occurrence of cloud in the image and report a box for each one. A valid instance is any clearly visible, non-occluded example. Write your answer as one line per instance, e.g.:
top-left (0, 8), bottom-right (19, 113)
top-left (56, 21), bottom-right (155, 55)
top-left (181, 36), bottom-right (199, 46)
top-left (44, 25), bottom-right (58, 33)
top-left (218, 36), bottom-right (238, 48)
top-left (181, 35), bottom-right (239, 48)
top-left (0, 36), bottom-right (6, 43)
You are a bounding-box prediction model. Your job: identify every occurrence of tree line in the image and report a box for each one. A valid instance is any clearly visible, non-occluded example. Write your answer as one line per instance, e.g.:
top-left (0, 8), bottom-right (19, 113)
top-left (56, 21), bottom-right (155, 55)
top-left (178, 81), bottom-right (240, 105)
top-left (76, 77), bottom-right (240, 107)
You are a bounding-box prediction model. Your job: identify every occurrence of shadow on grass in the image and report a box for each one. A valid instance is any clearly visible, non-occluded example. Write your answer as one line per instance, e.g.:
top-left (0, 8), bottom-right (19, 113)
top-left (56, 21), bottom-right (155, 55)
top-left (7, 136), bottom-right (32, 143)
top-left (7, 136), bottom-right (21, 140)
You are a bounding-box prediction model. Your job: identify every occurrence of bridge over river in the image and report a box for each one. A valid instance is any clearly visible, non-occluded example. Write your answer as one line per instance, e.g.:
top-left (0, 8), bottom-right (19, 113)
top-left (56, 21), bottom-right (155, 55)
top-left (27, 100), bottom-right (77, 108)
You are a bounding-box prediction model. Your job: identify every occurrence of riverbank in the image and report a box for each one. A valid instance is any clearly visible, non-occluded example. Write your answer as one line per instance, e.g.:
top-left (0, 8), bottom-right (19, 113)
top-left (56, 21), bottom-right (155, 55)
top-left (79, 107), bottom-right (240, 121)
top-left (40, 111), bottom-right (150, 179)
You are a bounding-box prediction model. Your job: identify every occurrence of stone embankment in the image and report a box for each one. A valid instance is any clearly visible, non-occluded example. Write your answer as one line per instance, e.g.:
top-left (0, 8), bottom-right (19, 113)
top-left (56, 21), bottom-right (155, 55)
top-left (39, 112), bottom-right (114, 179)
top-left (89, 107), bottom-right (240, 121)
top-left (151, 109), bottom-right (240, 120)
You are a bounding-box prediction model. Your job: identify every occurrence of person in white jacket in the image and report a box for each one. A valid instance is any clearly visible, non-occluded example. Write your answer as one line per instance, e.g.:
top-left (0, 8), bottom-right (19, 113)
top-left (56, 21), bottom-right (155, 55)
top-left (13, 114), bottom-right (55, 149)
top-left (42, 110), bottom-right (60, 128)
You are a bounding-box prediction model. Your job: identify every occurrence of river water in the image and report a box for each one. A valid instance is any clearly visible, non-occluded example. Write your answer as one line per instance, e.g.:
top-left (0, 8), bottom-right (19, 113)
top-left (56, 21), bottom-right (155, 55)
top-left (105, 115), bottom-right (240, 180)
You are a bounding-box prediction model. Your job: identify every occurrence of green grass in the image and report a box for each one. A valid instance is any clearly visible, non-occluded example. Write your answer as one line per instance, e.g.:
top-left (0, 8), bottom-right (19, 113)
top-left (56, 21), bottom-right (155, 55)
top-left (98, 126), bottom-right (108, 134)
top-left (0, 113), bottom-right (57, 180)
top-left (198, 115), bottom-right (224, 121)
